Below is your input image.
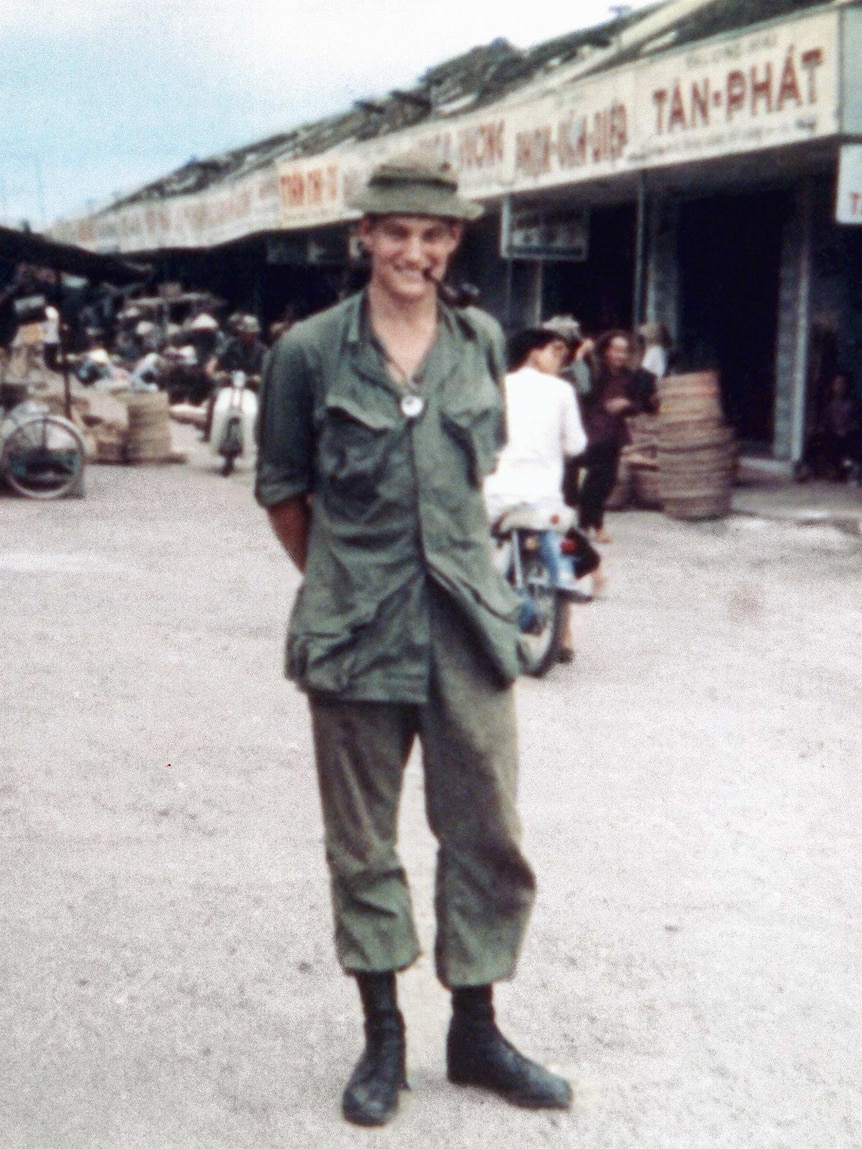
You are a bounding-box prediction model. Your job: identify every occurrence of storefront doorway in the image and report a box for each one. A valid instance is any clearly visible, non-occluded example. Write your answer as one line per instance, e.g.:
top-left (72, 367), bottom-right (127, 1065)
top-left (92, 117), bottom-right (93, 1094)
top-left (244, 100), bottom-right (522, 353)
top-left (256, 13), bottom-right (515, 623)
top-left (678, 190), bottom-right (786, 447)
top-left (541, 203), bottom-right (637, 334)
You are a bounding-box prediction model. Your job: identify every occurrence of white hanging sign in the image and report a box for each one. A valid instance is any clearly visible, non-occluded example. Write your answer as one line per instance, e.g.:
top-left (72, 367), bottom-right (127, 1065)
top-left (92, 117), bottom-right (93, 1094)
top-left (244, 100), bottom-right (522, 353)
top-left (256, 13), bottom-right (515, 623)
top-left (835, 144), bottom-right (862, 224)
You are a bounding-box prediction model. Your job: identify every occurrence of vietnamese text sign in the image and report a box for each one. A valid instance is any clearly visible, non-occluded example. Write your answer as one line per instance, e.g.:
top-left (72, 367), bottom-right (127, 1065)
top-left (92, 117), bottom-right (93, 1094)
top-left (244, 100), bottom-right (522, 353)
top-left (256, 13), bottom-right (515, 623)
top-left (836, 144), bottom-right (862, 224)
top-left (55, 8), bottom-right (842, 251)
top-left (502, 207), bottom-right (590, 261)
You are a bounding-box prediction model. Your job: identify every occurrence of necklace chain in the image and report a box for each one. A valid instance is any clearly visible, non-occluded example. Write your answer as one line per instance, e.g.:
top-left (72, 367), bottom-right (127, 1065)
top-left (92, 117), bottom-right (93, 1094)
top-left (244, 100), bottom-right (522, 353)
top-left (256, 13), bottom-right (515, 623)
top-left (379, 344), bottom-right (423, 392)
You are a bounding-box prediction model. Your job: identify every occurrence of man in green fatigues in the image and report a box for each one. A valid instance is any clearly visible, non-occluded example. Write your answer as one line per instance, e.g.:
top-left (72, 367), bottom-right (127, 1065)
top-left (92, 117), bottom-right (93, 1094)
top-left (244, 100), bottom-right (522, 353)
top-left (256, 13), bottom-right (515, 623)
top-left (255, 153), bottom-right (571, 1126)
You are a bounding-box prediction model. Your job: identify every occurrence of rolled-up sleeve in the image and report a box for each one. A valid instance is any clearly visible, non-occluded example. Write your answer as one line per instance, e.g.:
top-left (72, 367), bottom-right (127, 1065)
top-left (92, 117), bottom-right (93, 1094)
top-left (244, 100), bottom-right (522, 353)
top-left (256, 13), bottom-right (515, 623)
top-left (254, 332), bottom-right (316, 508)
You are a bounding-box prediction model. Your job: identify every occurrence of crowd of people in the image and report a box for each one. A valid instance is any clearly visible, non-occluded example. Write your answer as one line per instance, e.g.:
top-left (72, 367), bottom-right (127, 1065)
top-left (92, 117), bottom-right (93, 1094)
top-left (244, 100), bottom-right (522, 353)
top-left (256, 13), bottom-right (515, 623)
top-left (72, 304), bottom-right (272, 407)
top-left (481, 316), bottom-right (668, 658)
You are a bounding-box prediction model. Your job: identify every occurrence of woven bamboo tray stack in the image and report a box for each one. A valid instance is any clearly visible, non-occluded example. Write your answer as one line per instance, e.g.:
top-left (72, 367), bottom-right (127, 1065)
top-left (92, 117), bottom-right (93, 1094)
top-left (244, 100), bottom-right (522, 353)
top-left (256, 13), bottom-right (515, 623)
top-left (657, 372), bottom-right (737, 520)
top-left (606, 413), bottom-right (662, 510)
top-left (94, 424), bottom-right (128, 463)
top-left (625, 413), bottom-right (662, 509)
top-left (125, 392), bottom-right (174, 464)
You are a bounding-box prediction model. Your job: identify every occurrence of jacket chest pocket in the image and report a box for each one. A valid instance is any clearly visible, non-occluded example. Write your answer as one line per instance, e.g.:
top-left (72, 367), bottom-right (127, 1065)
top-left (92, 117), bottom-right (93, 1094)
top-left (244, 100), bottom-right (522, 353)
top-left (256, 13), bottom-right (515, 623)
top-left (440, 379), bottom-right (504, 488)
top-left (316, 395), bottom-right (398, 509)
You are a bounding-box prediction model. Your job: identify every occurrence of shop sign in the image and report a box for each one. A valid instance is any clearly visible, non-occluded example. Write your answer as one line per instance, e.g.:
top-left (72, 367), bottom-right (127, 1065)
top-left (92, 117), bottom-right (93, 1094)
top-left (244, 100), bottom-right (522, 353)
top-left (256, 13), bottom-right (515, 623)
top-left (501, 205), bottom-right (590, 261)
top-left (835, 144), bottom-right (862, 224)
top-left (52, 168), bottom-right (282, 253)
top-left (278, 157), bottom-right (346, 226)
top-left (54, 9), bottom-right (841, 251)
top-left (631, 10), bottom-right (838, 167)
top-left (266, 234), bottom-right (307, 264)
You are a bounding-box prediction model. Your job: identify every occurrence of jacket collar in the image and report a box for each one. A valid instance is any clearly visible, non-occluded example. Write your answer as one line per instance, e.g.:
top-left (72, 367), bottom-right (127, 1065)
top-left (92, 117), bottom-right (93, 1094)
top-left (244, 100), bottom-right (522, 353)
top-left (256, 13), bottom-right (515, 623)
top-left (343, 289), bottom-right (474, 394)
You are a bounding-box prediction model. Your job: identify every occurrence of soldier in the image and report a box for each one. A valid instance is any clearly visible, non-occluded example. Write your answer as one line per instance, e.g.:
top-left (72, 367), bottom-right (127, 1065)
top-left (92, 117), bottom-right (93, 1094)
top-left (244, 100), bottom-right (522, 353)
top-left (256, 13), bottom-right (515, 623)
top-left (255, 153), bottom-right (572, 1127)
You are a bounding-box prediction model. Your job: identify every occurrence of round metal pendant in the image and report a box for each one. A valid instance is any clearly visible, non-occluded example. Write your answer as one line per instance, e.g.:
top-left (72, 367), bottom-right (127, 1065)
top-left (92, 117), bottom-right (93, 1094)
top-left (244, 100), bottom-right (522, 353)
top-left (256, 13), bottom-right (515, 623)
top-left (400, 394), bottom-right (425, 420)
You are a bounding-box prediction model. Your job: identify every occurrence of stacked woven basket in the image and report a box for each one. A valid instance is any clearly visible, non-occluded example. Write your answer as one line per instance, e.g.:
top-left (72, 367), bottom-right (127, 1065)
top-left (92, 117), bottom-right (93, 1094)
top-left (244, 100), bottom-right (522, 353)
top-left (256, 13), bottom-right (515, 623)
top-left (657, 372), bottom-right (737, 520)
top-left (126, 392), bottom-right (174, 463)
top-left (604, 373), bottom-right (736, 520)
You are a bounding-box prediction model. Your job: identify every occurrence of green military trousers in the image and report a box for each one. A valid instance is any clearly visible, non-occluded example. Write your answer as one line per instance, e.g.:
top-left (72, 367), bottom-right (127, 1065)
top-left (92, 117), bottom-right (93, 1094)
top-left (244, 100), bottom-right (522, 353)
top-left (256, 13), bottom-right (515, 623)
top-left (308, 586), bottom-right (536, 988)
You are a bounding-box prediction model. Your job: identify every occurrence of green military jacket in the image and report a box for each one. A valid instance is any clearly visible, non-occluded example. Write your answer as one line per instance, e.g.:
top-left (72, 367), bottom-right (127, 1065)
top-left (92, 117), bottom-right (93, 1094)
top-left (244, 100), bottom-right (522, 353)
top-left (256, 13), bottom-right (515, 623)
top-left (255, 290), bottom-right (521, 703)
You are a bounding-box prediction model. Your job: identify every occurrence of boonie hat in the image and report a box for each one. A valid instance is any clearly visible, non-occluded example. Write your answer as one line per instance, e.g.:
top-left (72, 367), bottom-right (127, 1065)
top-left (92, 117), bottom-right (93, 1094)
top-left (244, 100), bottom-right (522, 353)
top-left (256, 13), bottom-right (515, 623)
top-left (349, 151), bottom-right (483, 221)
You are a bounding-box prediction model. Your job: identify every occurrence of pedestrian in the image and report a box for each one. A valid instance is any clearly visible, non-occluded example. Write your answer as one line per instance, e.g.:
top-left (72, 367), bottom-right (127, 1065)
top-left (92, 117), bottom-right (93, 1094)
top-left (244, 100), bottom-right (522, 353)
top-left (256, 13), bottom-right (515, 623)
top-left (207, 313), bottom-right (266, 378)
top-left (637, 321), bottom-right (672, 381)
top-left (42, 302), bottom-right (61, 372)
top-left (483, 325), bottom-right (595, 657)
top-left (255, 152), bottom-right (572, 1127)
top-left (202, 314), bottom-right (266, 440)
top-left (795, 370), bottom-right (861, 482)
top-left (575, 328), bottom-right (656, 543)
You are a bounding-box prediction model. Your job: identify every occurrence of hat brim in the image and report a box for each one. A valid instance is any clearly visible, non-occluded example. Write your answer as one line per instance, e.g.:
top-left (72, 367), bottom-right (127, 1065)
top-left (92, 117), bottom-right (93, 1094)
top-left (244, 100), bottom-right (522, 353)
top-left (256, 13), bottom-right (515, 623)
top-left (349, 184), bottom-right (483, 222)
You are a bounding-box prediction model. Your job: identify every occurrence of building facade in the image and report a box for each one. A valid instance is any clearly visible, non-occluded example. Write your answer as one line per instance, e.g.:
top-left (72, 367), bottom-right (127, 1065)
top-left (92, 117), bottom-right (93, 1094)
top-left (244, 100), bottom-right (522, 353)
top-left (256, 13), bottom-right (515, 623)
top-left (53, 0), bottom-right (862, 461)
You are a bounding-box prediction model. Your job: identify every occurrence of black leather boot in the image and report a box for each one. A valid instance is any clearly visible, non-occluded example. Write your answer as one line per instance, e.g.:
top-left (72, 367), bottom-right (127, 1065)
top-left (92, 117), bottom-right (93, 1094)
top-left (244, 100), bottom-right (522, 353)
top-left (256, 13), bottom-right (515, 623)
top-left (447, 985), bottom-right (572, 1110)
top-left (342, 972), bottom-right (408, 1127)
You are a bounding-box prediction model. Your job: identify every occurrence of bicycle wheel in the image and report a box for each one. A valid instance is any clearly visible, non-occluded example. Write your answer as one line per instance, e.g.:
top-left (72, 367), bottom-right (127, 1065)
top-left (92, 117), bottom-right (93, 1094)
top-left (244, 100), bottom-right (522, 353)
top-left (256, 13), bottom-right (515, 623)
top-left (518, 554), bottom-right (565, 677)
top-left (2, 413), bottom-right (85, 499)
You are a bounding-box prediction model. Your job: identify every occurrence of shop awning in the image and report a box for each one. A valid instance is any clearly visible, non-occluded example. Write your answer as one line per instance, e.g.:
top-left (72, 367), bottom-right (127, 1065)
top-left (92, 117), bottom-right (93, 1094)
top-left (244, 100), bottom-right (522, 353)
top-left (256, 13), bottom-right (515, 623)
top-left (0, 225), bottom-right (149, 284)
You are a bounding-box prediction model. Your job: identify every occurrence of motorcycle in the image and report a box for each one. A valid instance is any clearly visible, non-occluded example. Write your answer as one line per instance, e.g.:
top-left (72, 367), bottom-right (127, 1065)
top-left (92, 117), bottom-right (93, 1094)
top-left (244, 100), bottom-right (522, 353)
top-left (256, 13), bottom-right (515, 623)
top-left (491, 504), bottom-right (593, 677)
top-left (210, 370), bottom-right (258, 476)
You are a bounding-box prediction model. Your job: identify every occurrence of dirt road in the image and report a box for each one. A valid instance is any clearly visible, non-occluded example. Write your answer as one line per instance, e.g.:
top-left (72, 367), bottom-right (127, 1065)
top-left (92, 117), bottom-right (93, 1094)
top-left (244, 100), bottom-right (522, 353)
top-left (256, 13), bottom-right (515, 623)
top-left (1, 432), bottom-right (859, 1148)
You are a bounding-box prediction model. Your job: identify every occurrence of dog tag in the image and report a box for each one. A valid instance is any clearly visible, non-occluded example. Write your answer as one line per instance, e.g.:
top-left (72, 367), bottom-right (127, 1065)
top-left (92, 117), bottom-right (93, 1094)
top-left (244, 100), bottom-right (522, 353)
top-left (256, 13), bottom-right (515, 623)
top-left (400, 394), bottom-right (425, 420)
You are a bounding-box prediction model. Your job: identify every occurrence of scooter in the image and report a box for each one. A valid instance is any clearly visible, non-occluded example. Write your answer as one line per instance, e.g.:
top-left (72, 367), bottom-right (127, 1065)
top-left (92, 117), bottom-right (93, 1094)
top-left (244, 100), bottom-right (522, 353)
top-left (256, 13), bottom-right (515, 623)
top-left (491, 504), bottom-right (587, 677)
top-left (210, 370), bottom-right (258, 476)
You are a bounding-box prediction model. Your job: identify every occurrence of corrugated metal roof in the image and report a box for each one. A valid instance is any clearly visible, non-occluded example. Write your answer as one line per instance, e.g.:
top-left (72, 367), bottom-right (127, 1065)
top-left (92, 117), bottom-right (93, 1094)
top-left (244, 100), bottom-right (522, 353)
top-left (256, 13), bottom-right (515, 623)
top-left (605, 0), bottom-right (838, 68)
top-left (104, 0), bottom-right (834, 213)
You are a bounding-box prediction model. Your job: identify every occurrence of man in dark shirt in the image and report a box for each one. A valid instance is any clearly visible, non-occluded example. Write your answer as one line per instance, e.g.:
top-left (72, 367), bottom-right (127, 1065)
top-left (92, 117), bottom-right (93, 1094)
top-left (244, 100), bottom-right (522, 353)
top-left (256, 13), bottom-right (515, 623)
top-left (202, 314), bottom-right (267, 441)
top-left (210, 313), bottom-right (266, 378)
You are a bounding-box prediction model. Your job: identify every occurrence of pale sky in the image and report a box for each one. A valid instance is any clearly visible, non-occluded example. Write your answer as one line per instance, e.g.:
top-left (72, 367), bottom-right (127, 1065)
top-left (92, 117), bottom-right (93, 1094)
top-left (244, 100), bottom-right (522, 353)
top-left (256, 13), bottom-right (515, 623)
top-left (0, 0), bottom-right (654, 228)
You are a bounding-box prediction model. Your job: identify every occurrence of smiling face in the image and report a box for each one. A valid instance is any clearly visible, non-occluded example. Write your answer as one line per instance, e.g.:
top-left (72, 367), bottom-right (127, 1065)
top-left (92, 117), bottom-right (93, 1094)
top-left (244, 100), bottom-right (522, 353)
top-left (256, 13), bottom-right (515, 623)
top-left (359, 215), bottom-right (463, 306)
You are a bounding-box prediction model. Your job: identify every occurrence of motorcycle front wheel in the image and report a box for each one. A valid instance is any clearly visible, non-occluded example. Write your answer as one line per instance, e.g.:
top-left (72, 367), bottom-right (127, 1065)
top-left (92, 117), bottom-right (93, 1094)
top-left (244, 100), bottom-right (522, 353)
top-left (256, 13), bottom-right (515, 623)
top-left (518, 554), bottom-right (565, 677)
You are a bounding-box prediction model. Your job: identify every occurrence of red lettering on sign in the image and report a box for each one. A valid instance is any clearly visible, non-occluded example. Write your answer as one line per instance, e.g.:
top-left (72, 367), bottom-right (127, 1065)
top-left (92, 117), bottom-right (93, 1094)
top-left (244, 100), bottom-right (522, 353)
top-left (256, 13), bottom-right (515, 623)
top-left (691, 79), bottom-right (710, 127)
top-left (777, 49), bottom-right (802, 109)
top-left (611, 102), bottom-right (628, 156)
top-left (280, 172), bottom-right (306, 209)
top-left (458, 121), bottom-right (505, 170)
top-left (726, 70), bottom-right (746, 119)
top-left (558, 114), bottom-right (588, 168)
top-left (800, 48), bottom-right (824, 103)
top-left (307, 169), bottom-right (324, 206)
top-left (326, 165), bottom-right (339, 202)
top-left (653, 88), bottom-right (669, 134)
top-left (668, 83), bottom-right (687, 131)
top-left (651, 41), bottom-right (825, 136)
top-left (750, 63), bottom-right (773, 114)
top-left (515, 127), bottom-right (552, 178)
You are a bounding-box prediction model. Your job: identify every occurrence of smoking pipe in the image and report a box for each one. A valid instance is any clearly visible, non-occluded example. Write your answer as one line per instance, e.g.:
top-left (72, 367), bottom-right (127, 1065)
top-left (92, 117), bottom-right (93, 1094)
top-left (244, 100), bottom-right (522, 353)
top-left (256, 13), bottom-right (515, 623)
top-left (423, 269), bottom-right (481, 308)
